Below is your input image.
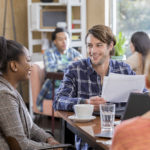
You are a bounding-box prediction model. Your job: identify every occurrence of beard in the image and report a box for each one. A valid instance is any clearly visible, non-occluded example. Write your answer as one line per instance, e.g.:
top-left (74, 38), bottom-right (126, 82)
top-left (91, 54), bottom-right (107, 67)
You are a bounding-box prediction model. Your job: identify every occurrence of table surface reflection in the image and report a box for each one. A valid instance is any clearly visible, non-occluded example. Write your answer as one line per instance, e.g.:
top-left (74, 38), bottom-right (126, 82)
top-left (57, 111), bottom-right (111, 150)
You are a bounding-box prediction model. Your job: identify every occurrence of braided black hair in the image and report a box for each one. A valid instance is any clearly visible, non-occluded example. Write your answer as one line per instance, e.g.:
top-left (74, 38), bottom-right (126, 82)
top-left (0, 36), bottom-right (24, 73)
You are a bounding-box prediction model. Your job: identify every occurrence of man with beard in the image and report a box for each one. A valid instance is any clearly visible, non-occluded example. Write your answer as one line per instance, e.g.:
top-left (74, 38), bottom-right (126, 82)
top-left (53, 24), bottom-right (136, 150)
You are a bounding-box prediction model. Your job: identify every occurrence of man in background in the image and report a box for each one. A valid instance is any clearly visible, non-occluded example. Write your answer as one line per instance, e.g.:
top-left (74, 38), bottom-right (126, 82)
top-left (37, 27), bottom-right (83, 112)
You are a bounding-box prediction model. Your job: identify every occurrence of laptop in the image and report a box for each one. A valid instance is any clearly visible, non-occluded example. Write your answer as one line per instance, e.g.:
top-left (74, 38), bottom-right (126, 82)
top-left (95, 92), bottom-right (150, 138)
top-left (121, 92), bottom-right (150, 120)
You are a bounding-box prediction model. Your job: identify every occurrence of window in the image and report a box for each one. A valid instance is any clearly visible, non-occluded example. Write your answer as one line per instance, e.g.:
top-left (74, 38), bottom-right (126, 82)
top-left (110, 0), bottom-right (150, 53)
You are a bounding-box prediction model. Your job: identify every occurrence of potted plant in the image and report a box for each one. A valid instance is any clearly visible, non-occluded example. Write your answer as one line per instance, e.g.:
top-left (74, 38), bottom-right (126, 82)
top-left (111, 31), bottom-right (126, 60)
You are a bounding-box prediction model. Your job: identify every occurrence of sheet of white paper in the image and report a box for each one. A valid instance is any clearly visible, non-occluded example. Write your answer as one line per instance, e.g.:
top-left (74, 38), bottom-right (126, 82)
top-left (102, 74), bottom-right (145, 102)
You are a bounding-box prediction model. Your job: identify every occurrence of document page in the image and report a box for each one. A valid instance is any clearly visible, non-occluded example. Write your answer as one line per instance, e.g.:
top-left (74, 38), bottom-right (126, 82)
top-left (101, 74), bottom-right (145, 102)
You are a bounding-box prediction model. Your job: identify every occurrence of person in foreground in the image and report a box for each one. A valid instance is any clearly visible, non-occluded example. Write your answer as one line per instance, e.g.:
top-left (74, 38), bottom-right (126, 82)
top-left (0, 36), bottom-right (59, 150)
top-left (53, 24), bottom-right (137, 150)
top-left (125, 31), bottom-right (150, 74)
top-left (111, 53), bottom-right (150, 150)
top-left (37, 27), bottom-right (83, 112)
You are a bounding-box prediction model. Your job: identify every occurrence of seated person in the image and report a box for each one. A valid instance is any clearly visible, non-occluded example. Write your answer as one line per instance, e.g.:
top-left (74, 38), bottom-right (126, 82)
top-left (36, 27), bottom-right (83, 112)
top-left (111, 53), bottom-right (150, 150)
top-left (53, 24), bottom-right (139, 150)
top-left (0, 37), bottom-right (59, 150)
top-left (125, 31), bottom-right (150, 74)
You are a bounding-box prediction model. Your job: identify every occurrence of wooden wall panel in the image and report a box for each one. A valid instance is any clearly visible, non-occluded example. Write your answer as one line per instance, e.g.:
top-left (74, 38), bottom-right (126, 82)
top-left (87, 0), bottom-right (105, 30)
top-left (13, 0), bottom-right (28, 46)
top-left (0, 0), bottom-right (28, 103)
top-left (0, 0), bottom-right (28, 46)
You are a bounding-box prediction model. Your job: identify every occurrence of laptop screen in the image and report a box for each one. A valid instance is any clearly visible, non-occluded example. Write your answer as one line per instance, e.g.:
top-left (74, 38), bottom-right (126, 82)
top-left (121, 92), bottom-right (150, 121)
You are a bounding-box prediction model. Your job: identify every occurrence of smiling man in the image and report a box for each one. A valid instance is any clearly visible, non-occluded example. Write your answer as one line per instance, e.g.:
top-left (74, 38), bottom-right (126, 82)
top-left (53, 25), bottom-right (136, 150)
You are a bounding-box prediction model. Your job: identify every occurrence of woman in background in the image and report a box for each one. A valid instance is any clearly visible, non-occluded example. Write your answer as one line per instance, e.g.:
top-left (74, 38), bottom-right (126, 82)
top-left (0, 36), bottom-right (59, 150)
top-left (125, 31), bottom-right (150, 74)
top-left (111, 53), bottom-right (150, 150)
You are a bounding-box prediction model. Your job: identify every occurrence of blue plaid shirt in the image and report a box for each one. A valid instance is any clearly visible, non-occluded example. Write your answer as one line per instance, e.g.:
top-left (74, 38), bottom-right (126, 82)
top-left (44, 46), bottom-right (83, 72)
top-left (53, 58), bottom-right (147, 111)
top-left (36, 46), bottom-right (83, 112)
top-left (53, 58), bottom-right (147, 150)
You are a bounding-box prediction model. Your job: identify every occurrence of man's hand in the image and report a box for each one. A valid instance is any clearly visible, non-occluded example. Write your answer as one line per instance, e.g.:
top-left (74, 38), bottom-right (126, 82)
top-left (85, 96), bottom-right (106, 111)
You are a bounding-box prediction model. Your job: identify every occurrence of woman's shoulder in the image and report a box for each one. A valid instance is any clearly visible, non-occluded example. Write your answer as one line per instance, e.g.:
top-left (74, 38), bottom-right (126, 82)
top-left (125, 52), bottom-right (141, 67)
top-left (126, 52), bottom-right (140, 62)
top-left (0, 78), bottom-right (18, 101)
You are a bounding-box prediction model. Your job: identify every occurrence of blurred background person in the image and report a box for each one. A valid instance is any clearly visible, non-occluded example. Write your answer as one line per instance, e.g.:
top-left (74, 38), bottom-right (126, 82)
top-left (125, 31), bottom-right (150, 74)
top-left (36, 27), bottom-right (83, 112)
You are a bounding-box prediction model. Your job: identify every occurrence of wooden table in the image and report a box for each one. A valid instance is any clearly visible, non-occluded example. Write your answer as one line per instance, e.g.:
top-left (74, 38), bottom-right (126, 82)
top-left (57, 111), bottom-right (111, 150)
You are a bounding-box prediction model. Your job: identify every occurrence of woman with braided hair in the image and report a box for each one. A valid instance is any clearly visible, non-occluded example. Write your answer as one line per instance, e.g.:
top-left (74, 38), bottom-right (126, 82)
top-left (0, 37), bottom-right (59, 150)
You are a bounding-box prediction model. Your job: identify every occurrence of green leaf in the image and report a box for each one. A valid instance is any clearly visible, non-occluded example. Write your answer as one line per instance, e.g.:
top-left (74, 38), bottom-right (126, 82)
top-left (114, 31), bottom-right (126, 56)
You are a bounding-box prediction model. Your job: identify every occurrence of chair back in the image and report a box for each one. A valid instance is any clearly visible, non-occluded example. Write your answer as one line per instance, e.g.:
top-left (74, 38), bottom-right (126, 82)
top-left (30, 62), bottom-right (45, 114)
top-left (29, 61), bottom-right (60, 117)
top-left (6, 136), bottom-right (21, 150)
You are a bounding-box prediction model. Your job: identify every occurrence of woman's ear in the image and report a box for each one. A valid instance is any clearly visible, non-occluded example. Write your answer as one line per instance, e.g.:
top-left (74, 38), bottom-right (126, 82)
top-left (9, 61), bottom-right (18, 72)
top-left (145, 75), bottom-right (150, 89)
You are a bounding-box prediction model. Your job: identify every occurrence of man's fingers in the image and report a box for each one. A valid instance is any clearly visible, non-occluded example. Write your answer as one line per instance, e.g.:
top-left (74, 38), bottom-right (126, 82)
top-left (90, 99), bottom-right (106, 105)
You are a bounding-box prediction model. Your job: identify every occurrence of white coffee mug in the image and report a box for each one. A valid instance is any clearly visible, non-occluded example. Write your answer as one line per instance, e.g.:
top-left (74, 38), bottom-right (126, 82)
top-left (74, 104), bottom-right (94, 119)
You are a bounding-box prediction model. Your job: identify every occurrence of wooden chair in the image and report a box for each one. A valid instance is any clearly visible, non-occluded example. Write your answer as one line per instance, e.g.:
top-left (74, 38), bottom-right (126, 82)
top-left (6, 136), bottom-right (21, 150)
top-left (29, 61), bottom-right (60, 117)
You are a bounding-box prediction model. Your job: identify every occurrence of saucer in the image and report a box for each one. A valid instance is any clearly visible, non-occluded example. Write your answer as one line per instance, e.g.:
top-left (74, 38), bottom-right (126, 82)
top-left (68, 115), bottom-right (96, 122)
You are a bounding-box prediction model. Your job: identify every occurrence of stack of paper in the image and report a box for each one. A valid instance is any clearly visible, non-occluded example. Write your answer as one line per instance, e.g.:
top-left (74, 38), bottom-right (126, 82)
top-left (102, 73), bottom-right (145, 103)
